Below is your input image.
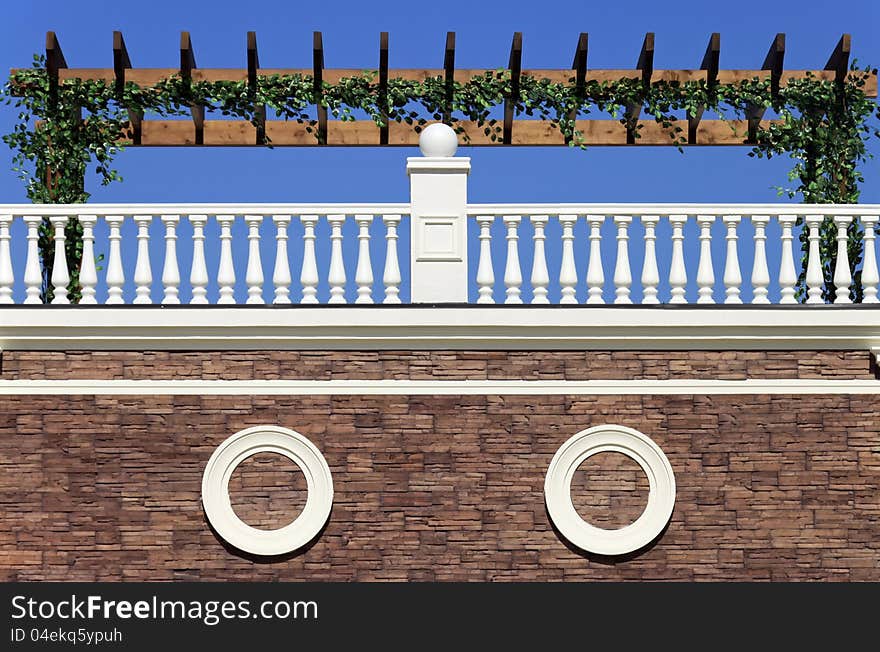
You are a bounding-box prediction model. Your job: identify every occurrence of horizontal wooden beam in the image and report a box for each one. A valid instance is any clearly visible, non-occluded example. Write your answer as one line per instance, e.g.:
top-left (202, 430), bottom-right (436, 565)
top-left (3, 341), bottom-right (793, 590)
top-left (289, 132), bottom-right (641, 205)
top-left (100, 117), bottom-right (778, 147)
top-left (44, 67), bottom-right (875, 95)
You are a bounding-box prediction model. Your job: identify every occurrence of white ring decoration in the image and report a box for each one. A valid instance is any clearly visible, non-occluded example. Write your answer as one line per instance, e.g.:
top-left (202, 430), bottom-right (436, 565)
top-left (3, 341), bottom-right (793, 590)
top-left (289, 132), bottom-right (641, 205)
top-left (545, 424), bottom-right (675, 556)
top-left (202, 425), bottom-right (333, 556)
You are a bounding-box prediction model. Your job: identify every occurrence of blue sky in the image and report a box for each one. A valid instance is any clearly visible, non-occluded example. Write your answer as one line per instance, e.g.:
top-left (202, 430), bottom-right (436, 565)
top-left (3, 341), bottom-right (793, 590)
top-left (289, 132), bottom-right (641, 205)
top-left (1, 0), bottom-right (878, 303)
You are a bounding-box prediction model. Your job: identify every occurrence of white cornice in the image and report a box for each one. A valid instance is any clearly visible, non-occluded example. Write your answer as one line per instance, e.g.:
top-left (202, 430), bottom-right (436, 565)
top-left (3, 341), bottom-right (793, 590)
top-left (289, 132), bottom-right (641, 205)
top-left (0, 378), bottom-right (877, 395)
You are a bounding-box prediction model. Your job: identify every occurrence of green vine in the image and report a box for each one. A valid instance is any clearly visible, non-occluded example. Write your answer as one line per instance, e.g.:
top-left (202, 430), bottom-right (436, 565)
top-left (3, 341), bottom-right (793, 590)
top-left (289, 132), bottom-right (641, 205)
top-left (3, 54), bottom-right (879, 302)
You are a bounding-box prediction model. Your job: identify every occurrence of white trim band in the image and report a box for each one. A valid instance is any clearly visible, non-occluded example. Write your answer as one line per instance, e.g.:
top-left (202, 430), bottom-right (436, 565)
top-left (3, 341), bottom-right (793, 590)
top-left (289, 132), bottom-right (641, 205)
top-left (0, 378), bottom-right (878, 395)
top-left (545, 425), bottom-right (675, 556)
top-left (202, 425), bottom-right (333, 557)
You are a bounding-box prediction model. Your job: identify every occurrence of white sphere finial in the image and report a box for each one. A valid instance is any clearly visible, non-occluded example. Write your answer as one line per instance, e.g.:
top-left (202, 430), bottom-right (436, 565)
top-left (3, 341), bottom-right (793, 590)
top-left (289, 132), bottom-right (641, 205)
top-left (419, 123), bottom-right (458, 157)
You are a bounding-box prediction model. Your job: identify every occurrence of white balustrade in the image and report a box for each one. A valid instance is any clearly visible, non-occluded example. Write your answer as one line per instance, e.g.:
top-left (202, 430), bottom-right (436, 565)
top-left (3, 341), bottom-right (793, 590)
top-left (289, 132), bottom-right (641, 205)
top-left (805, 214), bottom-right (825, 304)
top-left (355, 214), bottom-right (374, 304)
top-left (503, 216), bottom-right (522, 304)
top-left (327, 215), bottom-right (347, 304)
top-left (530, 215), bottom-right (550, 304)
top-left (22, 216), bottom-right (42, 304)
top-left (382, 214), bottom-right (402, 304)
top-left (668, 214), bottom-right (688, 304)
top-left (133, 216), bottom-right (153, 304)
top-left (696, 215), bottom-right (716, 304)
top-left (832, 215), bottom-right (853, 304)
top-left (586, 215), bottom-right (605, 304)
top-left (862, 216), bottom-right (879, 304)
top-left (49, 216), bottom-right (70, 304)
top-left (0, 214), bottom-right (14, 304)
top-left (722, 215), bottom-right (742, 305)
top-left (272, 215), bottom-right (292, 305)
top-left (190, 215), bottom-right (209, 304)
top-left (78, 215), bottom-right (98, 305)
top-left (778, 215), bottom-right (798, 304)
top-left (161, 215), bottom-right (181, 304)
top-left (216, 215), bottom-right (236, 305)
top-left (750, 215), bottom-right (770, 304)
top-left (104, 215), bottom-right (125, 305)
top-left (641, 215), bottom-right (660, 304)
top-left (475, 216), bottom-right (495, 304)
top-left (245, 215), bottom-right (264, 305)
top-left (558, 215), bottom-right (577, 304)
top-left (300, 215), bottom-right (319, 304)
top-left (613, 216), bottom-right (632, 304)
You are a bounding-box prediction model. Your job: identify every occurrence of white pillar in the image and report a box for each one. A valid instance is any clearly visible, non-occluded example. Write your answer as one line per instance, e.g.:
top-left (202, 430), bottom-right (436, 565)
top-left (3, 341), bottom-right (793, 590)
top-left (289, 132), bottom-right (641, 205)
top-left (805, 214), bottom-right (825, 304)
top-left (217, 215), bottom-right (236, 304)
top-left (586, 215), bottom-right (605, 304)
top-left (503, 215), bottom-right (522, 304)
top-left (475, 216), bottom-right (495, 304)
top-left (750, 215), bottom-right (770, 304)
top-left (78, 215), bottom-right (98, 305)
top-left (105, 215), bottom-right (125, 305)
top-left (133, 216), bottom-right (153, 304)
top-left (161, 214), bottom-right (181, 304)
top-left (49, 216), bottom-right (70, 304)
top-left (0, 214), bottom-right (14, 304)
top-left (862, 216), bottom-right (879, 304)
top-left (559, 215), bottom-right (578, 304)
top-left (832, 215), bottom-right (852, 304)
top-left (407, 123), bottom-right (470, 303)
top-left (300, 215), bottom-right (319, 304)
top-left (272, 215), bottom-right (292, 304)
top-left (355, 214), bottom-right (374, 304)
top-left (530, 215), bottom-right (549, 304)
top-left (613, 216), bottom-right (632, 304)
top-left (641, 215), bottom-right (659, 304)
top-left (190, 215), bottom-right (209, 304)
top-left (382, 214), bottom-right (402, 304)
top-left (722, 215), bottom-right (742, 304)
top-left (22, 216), bottom-right (42, 304)
top-left (778, 215), bottom-right (798, 304)
top-left (668, 214), bottom-right (688, 304)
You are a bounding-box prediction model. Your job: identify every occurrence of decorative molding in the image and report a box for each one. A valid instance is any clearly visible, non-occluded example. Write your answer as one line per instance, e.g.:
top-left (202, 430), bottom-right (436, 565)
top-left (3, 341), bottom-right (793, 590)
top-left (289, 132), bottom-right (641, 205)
top-left (1, 378), bottom-right (878, 396)
top-left (201, 425), bottom-right (333, 557)
top-left (544, 425), bottom-right (676, 556)
top-left (1, 306), bottom-right (880, 351)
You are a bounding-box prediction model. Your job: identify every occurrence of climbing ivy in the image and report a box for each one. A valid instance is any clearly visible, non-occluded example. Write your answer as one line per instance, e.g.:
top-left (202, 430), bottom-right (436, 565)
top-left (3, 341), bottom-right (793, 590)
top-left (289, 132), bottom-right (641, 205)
top-left (3, 54), bottom-right (879, 302)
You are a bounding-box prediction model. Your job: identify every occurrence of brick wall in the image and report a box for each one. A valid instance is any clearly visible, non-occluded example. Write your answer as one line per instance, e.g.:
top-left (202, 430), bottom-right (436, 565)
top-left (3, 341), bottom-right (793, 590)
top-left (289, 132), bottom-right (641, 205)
top-left (0, 350), bottom-right (878, 581)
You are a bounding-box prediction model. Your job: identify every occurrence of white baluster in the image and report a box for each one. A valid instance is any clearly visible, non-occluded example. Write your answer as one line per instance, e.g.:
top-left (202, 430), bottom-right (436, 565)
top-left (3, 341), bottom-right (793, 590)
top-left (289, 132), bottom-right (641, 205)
top-left (530, 215), bottom-right (549, 304)
top-left (778, 215), bottom-right (798, 304)
top-left (78, 215), bottom-right (98, 305)
top-left (49, 216), bottom-right (69, 304)
top-left (245, 215), bottom-right (264, 304)
top-left (749, 215), bottom-right (770, 304)
top-left (862, 216), bottom-right (879, 304)
top-left (696, 215), bottom-right (716, 304)
top-left (0, 215), bottom-right (14, 304)
top-left (586, 215), bottom-right (605, 304)
top-left (272, 215), bottom-right (292, 304)
top-left (355, 214), bottom-right (374, 304)
top-left (133, 215), bottom-right (153, 304)
top-left (832, 215), bottom-right (853, 304)
top-left (668, 214), bottom-right (688, 304)
top-left (476, 216), bottom-right (495, 304)
top-left (559, 215), bottom-right (577, 304)
top-left (105, 215), bottom-right (125, 305)
top-left (22, 216), bottom-right (42, 304)
top-left (328, 214), bottom-right (346, 304)
top-left (189, 215), bottom-right (209, 304)
top-left (161, 215), bottom-right (180, 304)
top-left (805, 214), bottom-right (825, 304)
top-left (641, 215), bottom-right (660, 304)
top-left (382, 214), bottom-right (402, 304)
top-left (503, 216), bottom-right (522, 304)
top-left (300, 215), bottom-right (319, 304)
top-left (722, 215), bottom-right (742, 304)
top-left (217, 215), bottom-right (236, 304)
top-left (613, 216), bottom-right (632, 304)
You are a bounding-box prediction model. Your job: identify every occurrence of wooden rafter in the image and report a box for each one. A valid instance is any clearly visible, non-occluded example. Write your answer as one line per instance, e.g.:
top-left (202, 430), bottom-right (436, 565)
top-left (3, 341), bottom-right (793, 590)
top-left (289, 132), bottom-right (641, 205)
top-left (15, 31), bottom-right (877, 148)
top-left (379, 32), bottom-right (389, 145)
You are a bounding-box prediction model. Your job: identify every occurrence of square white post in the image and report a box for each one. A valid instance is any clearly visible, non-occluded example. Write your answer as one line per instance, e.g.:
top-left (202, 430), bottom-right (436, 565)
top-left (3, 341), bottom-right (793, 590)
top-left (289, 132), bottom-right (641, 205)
top-left (407, 123), bottom-right (470, 303)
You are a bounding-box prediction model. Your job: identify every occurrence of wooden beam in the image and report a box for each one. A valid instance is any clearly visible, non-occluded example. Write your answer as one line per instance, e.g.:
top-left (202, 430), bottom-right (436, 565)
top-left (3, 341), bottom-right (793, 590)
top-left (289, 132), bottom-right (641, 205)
top-left (825, 34), bottom-right (851, 84)
top-left (247, 31), bottom-right (266, 144)
top-left (688, 32), bottom-right (720, 144)
top-left (180, 32), bottom-right (204, 145)
top-left (566, 33), bottom-right (588, 143)
top-left (113, 31), bottom-right (142, 145)
top-left (379, 32), bottom-right (389, 145)
top-left (626, 33), bottom-right (654, 144)
top-left (313, 31), bottom-right (327, 144)
top-left (45, 31), bottom-right (67, 82)
top-left (503, 32), bottom-right (522, 144)
top-left (444, 32), bottom-right (455, 122)
top-left (748, 33), bottom-right (785, 141)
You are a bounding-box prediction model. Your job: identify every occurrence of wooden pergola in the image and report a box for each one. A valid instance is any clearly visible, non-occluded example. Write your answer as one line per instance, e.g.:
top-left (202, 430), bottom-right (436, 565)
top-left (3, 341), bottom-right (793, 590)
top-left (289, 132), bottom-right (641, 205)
top-left (29, 30), bottom-right (879, 147)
